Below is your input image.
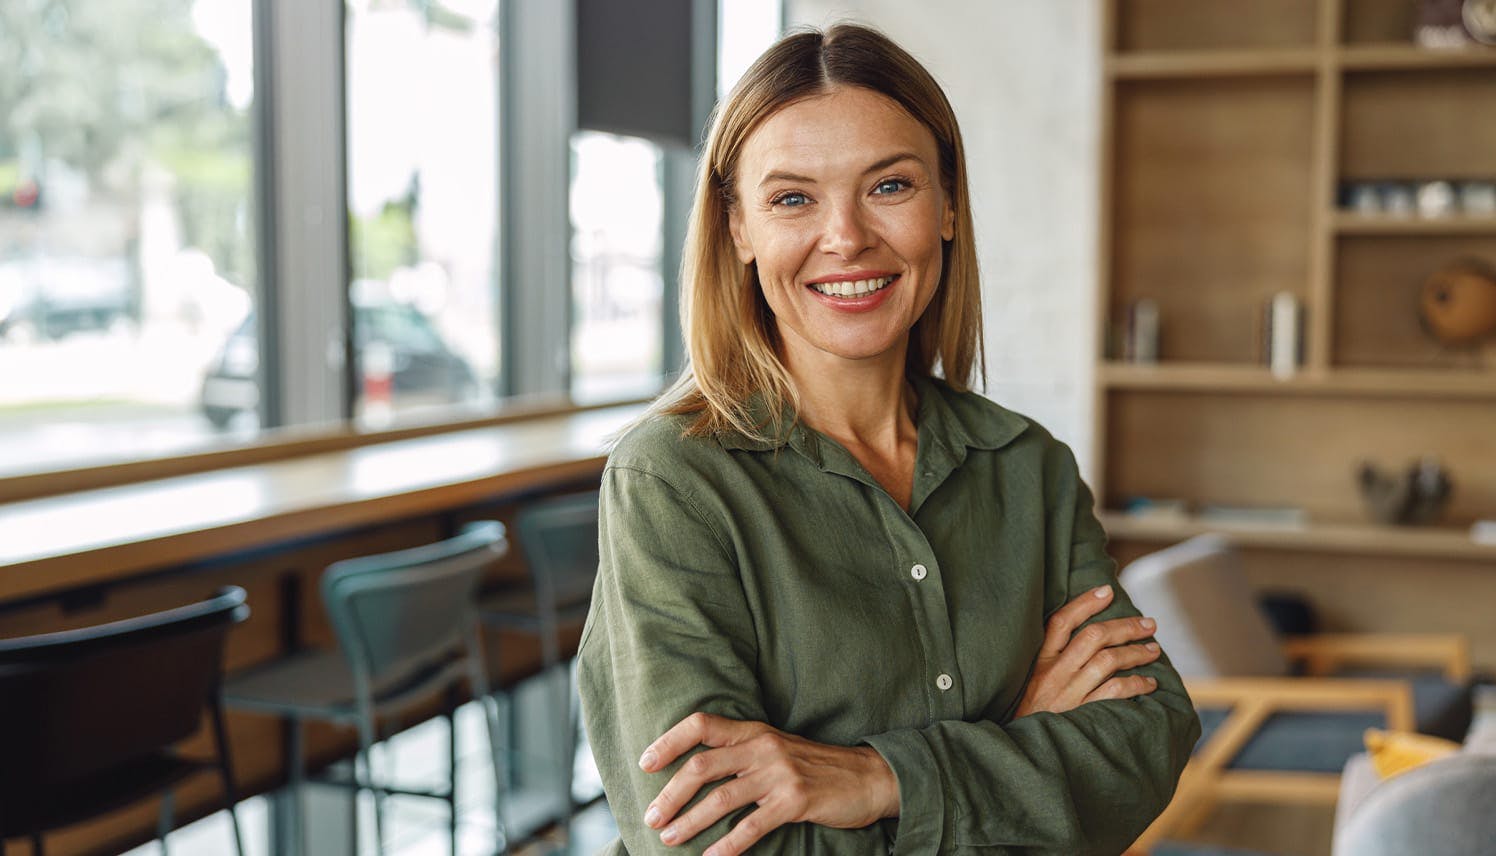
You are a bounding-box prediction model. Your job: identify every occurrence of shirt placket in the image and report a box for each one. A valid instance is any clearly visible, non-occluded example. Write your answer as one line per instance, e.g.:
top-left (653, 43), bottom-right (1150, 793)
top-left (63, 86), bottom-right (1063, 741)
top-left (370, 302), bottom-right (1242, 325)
top-left (882, 503), bottom-right (965, 722)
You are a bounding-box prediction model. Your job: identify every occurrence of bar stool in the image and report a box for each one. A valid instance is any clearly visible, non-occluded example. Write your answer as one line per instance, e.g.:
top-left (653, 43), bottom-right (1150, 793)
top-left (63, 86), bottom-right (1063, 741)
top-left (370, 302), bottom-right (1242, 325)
top-left (223, 521), bottom-right (508, 855)
top-left (0, 587), bottom-right (249, 856)
top-left (480, 491), bottom-right (600, 835)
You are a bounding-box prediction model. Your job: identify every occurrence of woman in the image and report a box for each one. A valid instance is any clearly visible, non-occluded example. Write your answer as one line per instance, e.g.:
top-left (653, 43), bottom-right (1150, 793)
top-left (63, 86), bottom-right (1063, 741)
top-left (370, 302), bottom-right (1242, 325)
top-left (577, 23), bottom-right (1200, 856)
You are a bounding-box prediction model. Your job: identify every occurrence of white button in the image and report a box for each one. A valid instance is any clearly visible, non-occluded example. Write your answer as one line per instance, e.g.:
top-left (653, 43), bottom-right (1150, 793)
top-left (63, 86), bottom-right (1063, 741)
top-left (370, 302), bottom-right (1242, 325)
top-left (911, 563), bottom-right (928, 581)
top-left (936, 673), bottom-right (953, 691)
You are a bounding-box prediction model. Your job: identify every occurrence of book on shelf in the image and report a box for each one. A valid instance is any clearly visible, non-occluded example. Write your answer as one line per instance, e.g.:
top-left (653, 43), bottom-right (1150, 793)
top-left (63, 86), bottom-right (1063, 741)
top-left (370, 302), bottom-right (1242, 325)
top-left (1118, 497), bottom-right (1191, 523)
top-left (1195, 503), bottom-right (1308, 529)
top-left (1472, 520), bottom-right (1496, 545)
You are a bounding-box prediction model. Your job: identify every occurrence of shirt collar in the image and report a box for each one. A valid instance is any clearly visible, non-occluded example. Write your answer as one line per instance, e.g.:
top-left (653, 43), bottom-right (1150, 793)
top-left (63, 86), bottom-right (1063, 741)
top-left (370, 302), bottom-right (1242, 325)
top-left (714, 375), bottom-right (1028, 457)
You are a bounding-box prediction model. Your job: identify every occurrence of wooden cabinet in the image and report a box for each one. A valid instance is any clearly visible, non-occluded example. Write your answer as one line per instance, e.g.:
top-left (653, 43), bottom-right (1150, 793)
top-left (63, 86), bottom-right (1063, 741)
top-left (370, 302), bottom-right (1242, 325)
top-left (1096, 0), bottom-right (1496, 667)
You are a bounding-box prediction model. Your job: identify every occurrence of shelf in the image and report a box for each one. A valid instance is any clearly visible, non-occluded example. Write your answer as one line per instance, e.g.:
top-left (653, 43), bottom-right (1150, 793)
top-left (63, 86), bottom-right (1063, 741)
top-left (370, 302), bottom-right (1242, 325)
top-left (1107, 45), bottom-right (1496, 78)
top-left (1339, 44), bottom-right (1496, 71)
top-left (1332, 213), bottom-right (1496, 235)
top-left (1099, 512), bottom-right (1496, 561)
top-left (1107, 49), bottom-right (1319, 78)
top-left (1100, 362), bottom-right (1496, 398)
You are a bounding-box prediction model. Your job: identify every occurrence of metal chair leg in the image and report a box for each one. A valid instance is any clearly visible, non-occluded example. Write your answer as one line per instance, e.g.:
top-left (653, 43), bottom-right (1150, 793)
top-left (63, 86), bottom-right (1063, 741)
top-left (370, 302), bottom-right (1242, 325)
top-left (356, 715), bottom-right (385, 854)
top-left (288, 715), bottom-right (306, 856)
top-left (465, 628), bottom-right (508, 854)
top-left (208, 694), bottom-right (248, 856)
top-left (157, 790), bottom-right (174, 856)
top-left (447, 689), bottom-right (460, 856)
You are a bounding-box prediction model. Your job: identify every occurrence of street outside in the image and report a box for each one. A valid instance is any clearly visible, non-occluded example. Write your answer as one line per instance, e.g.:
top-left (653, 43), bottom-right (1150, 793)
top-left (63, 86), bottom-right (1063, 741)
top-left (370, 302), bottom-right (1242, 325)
top-left (0, 320), bottom-right (248, 476)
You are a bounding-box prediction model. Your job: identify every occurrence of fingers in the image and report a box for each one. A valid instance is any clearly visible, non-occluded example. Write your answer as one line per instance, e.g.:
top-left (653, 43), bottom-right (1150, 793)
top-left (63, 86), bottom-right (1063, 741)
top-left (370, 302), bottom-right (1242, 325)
top-left (654, 768), bottom-right (764, 849)
top-left (641, 712), bottom-right (763, 773)
top-left (645, 741), bottom-right (755, 834)
top-left (1054, 615), bottom-right (1158, 677)
top-left (1082, 673), bottom-right (1159, 705)
top-left (1081, 639), bottom-right (1162, 686)
top-left (1039, 585), bottom-right (1114, 658)
top-left (700, 806), bottom-right (777, 856)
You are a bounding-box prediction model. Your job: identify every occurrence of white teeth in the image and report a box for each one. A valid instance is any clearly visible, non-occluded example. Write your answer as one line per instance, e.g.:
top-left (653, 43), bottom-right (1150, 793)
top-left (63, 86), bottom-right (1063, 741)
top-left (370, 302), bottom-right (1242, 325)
top-left (810, 275), bottom-right (896, 298)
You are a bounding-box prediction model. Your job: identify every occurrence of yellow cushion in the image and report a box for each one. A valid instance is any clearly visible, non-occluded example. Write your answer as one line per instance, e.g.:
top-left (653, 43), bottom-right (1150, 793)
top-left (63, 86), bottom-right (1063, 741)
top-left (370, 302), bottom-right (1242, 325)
top-left (1364, 728), bottom-right (1462, 780)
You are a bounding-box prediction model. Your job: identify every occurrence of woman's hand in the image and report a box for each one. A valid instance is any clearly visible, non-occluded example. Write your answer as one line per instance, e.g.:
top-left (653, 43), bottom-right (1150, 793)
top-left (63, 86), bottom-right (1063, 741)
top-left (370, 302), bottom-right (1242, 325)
top-left (637, 712), bottom-right (897, 855)
top-left (1015, 584), bottom-right (1163, 717)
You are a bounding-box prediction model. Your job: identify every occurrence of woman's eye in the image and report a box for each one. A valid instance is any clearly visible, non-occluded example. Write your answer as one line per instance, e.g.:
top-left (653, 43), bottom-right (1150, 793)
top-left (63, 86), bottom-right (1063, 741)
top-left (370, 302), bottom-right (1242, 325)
top-left (873, 179), bottom-right (909, 196)
top-left (771, 192), bottom-right (809, 208)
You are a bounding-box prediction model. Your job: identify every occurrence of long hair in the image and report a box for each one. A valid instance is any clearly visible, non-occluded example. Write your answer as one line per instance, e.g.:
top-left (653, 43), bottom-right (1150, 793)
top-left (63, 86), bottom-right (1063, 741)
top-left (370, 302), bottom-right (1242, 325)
top-left (650, 22), bottom-right (984, 441)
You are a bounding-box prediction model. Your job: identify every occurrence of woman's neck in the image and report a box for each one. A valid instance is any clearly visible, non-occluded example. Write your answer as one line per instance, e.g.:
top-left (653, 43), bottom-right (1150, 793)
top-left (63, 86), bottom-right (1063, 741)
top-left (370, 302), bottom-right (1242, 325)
top-left (781, 341), bottom-right (918, 454)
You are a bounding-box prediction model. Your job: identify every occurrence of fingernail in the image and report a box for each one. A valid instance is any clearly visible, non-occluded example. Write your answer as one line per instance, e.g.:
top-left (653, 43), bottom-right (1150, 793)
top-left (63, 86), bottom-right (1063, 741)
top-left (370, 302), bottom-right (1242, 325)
top-left (644, 806), bottom-right (661, 827)
top-left (1093, 585), bottom-right (1112, 598)
top-left (1145, 642), bottom-right (1160, 652)
top-left (639, 750), bottom-right (658, 770)
top-left (1147, 676), bottom-right (1158, 686)
top-left (660, 826), bottom-right (678, 844)
top-left (703, 848), bottom-right (719, 856)
top-left (1140, 617), bottom-right (1156, 631)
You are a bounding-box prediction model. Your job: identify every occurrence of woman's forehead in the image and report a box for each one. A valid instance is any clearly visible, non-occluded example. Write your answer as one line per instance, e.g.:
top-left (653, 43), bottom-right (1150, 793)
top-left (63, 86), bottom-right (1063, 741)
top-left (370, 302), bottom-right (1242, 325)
top-left (738, 86), bottom-right (939, 181)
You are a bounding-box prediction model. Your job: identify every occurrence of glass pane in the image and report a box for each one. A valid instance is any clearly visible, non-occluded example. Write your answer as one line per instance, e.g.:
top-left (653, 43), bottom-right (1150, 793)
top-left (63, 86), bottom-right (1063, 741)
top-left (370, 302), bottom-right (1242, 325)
top-left (346, 0), bottom-right (499, 429)
top-left (568, 132), bottom-right (665, 403)
top-left (718, 0), bottom-right (784, 100)
top-left (0, 0), bottom-right (258, 475)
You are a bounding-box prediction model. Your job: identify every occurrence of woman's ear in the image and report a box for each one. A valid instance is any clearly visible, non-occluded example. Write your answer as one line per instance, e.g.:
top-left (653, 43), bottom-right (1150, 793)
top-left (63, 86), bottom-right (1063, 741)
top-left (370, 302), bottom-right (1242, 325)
top-left (941, 195), bottom-right (956, 242)
top-left (729, 207), bottom-right (755, 265)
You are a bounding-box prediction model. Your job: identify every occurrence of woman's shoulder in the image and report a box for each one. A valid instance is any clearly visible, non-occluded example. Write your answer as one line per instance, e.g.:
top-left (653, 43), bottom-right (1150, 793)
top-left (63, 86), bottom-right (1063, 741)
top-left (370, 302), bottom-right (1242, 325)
top-left (606, 411), bottom-right (732, 479)
top-left (922, 377), bottom-right (1077, 469)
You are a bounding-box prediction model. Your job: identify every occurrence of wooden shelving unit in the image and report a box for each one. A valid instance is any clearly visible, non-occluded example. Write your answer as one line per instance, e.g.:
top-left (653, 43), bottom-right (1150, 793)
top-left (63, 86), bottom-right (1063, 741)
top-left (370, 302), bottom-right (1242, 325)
top-left (1332, 213), bottom-right (1496, 235)
top-left (1100, 361), bottom-right (1496, 399)
top-left (1098, 0), bottom-right (1496, 670)
top-left (1339, 43), bottom-right (1496, 69)
top-left (1098, 512), bottom-right (1496, 561)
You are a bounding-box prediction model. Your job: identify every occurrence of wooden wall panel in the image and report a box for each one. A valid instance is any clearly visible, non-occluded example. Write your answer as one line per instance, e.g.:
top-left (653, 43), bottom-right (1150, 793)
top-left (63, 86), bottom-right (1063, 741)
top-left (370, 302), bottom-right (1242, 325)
top-left (1106, 390), bottom-right (1496, 523)
top-left (1112, 78), bottom-right (1316, 363)
top-left (1115, 0), bottom-right (1319, 51)
top-left (1342, 69), bottom-right (1496, 181)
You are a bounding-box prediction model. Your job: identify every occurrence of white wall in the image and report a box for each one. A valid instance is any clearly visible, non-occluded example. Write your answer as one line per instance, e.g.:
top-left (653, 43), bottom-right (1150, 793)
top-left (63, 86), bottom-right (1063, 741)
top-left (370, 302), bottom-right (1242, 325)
top-left (785, 0), bottom-right (1102, 477)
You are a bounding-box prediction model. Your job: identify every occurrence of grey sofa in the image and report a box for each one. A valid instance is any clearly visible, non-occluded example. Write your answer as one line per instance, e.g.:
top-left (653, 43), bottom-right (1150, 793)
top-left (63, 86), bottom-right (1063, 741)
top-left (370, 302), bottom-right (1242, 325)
top-left (1332, 713), bottom-right (1496, 856)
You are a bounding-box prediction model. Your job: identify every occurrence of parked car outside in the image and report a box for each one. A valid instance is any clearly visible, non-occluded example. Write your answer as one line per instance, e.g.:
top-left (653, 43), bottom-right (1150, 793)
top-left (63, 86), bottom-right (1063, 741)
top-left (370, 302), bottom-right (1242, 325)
top-left (199, 299), bottom-right (479, 429)
top-left (0, 257), bottom-right (134, 342)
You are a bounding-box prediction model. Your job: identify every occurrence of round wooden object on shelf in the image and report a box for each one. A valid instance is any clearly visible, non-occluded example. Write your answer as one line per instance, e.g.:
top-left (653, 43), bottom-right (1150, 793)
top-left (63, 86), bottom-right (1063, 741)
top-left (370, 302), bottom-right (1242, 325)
top-left (1418, 258), bottom-right (1496, 345)
top-left (1466, 0), bottom-right (1496, 45)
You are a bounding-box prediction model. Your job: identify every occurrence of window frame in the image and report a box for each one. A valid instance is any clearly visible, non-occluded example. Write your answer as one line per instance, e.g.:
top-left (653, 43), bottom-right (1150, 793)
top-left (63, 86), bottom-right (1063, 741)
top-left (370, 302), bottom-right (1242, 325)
top-left (0, 0), bottom-right (733, 497)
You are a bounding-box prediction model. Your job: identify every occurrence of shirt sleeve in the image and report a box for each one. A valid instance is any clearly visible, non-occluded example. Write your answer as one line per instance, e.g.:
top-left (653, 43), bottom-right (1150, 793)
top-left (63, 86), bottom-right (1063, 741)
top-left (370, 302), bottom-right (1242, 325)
top-left (577, 464), bottom-right (894, 855)
top-left (862, 442), bottom-right (1202, 856)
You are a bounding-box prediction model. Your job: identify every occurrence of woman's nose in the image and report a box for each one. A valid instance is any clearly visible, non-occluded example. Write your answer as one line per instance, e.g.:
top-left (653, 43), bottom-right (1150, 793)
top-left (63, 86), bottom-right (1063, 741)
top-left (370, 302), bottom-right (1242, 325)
top-left (818, 201), bottom-right (876, 258)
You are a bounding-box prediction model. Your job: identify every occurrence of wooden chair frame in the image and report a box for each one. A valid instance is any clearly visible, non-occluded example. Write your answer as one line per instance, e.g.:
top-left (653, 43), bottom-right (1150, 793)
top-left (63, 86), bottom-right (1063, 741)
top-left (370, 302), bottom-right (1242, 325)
top-left (1132, 632), bottom-right (1470, 853)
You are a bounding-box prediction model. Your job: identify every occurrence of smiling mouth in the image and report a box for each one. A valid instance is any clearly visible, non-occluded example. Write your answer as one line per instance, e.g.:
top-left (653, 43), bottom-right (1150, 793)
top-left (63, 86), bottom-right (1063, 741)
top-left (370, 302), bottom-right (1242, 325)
top-left (807, 275), bottom-right (899, 298)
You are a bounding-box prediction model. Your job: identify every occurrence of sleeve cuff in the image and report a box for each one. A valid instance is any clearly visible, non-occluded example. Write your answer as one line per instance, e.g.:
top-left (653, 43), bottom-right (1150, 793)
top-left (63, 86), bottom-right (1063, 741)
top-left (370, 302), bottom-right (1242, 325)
top-left (863, 728), bottom-right (945, 855)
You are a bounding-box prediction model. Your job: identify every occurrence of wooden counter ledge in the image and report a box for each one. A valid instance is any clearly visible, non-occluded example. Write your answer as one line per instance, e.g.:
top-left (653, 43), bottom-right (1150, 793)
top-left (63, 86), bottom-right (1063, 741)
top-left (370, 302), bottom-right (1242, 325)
top-left (0, 402), bottom-right (645, 603)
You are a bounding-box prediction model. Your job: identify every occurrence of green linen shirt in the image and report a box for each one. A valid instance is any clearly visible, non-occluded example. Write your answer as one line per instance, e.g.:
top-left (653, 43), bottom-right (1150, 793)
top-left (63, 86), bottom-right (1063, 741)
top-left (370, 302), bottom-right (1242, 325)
top-left (577, 375), bottom-right (1200, 855)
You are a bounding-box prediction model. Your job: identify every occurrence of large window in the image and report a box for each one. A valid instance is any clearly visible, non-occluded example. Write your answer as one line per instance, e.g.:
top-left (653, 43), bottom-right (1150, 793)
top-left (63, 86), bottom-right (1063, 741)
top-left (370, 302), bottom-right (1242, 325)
top-left (0, 0), bottom-right (783, 481)
top-left (568, 132), bottom-right (666, 403)
top-left (345, 0), bottom-right (500, 428)
top-left (0, 0), bottom-right (258, 474)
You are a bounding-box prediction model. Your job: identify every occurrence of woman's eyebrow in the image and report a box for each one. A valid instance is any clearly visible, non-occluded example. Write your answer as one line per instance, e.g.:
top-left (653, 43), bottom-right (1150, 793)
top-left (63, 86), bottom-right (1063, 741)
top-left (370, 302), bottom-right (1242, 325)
top-left (861, 151), bottom-right (924, 175)
top-left (756, 152), bottom-right (927, 189)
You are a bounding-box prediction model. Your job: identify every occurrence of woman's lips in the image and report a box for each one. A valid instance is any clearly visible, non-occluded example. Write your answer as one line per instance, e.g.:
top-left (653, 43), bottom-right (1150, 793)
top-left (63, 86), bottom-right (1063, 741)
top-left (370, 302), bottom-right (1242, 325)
top-left (804, 274), bottom-right (900, 313)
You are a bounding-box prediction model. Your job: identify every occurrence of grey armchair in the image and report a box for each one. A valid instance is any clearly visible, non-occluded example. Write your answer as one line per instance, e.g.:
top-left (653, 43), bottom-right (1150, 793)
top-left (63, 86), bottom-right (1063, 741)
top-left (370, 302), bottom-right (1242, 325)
top-left (1332, 717), bottom-right (1496, 856)
top-left (1123, 534), bottom-right (1473, 851)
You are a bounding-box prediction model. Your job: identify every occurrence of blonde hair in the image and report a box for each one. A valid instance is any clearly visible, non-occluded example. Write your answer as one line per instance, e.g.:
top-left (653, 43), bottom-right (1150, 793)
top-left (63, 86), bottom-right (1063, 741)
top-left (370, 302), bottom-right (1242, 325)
top-left (651, 22), bottom-right (984, 441)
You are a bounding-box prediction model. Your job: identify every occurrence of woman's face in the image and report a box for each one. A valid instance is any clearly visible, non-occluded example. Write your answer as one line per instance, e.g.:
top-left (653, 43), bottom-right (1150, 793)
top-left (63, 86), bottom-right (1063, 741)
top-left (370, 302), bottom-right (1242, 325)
top-left (728, 85), bottom-right (955, 369)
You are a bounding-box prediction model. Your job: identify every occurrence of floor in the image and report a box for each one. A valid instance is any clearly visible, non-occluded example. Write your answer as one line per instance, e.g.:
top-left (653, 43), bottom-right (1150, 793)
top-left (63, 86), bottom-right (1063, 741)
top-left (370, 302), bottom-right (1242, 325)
top-left (126, 684), bottom-right (1496, 856)
top-left (128, 697), bottom-right (617, 856)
